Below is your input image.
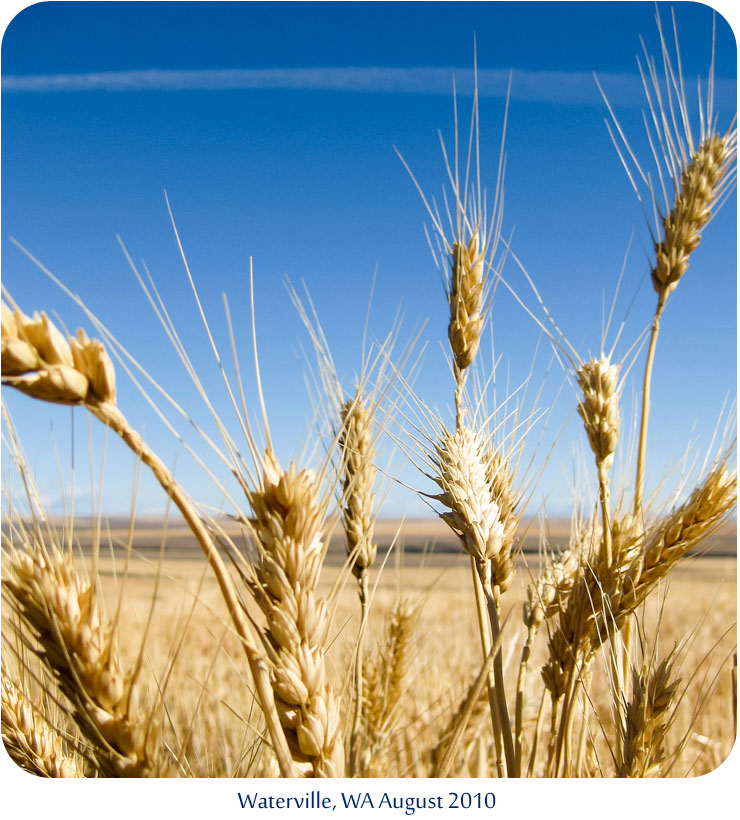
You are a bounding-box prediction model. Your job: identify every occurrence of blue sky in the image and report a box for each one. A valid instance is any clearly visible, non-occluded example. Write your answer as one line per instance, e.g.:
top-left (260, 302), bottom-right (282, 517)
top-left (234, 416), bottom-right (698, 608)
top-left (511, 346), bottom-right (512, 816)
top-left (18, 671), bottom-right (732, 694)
top-left (1, 2), bottom-right (737, 520)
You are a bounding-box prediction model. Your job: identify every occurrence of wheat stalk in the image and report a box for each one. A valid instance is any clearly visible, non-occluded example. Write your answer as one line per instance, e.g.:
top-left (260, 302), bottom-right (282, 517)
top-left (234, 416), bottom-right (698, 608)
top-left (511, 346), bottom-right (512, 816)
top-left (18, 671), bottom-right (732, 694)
top-left (431, 423), bottom-right (516, 773)
top-left (517, 544), bottom-right (579, 771)
top-left (576, 355), bottom-right (621, 567)
top-left (598, 12), bottom-right (739, 517)
top-left (337, 389), bottom-right (379, 776)
top-left (540, 463), bottom-right (734, 775)
top-left (634, 131), bottom-right (735, 516)
top-left (540, 518), bottom-right (640, 775)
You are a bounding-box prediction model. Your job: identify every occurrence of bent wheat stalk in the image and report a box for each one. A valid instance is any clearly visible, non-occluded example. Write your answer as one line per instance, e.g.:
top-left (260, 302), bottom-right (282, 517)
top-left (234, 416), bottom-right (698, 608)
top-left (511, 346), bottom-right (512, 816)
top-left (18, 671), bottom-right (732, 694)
top-left (0, 302), bottom-right (296, 777)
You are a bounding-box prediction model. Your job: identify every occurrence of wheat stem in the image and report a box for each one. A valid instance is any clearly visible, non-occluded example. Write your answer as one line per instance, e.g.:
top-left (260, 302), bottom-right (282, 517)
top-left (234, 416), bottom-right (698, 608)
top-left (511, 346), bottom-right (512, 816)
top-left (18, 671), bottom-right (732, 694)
top-left (467, 553), bottom-right (505, 776)
top-left (527, 689), bottom-right (548, 777)
top-left (476, 560), bottom-right (516, 776)
top-left (349, 573), bottom-right (369, 777)
top-left (634, 295), bottom-right (666, 517)
top-left (514, 624), bottom-right (536, 776)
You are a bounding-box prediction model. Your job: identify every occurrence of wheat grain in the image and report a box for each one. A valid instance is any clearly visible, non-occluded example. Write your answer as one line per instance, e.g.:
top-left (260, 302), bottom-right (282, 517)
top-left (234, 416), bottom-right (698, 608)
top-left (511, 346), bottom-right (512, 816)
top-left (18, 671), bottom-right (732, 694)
top-left (0, 304), bottom-right (114, 406)
top-left (1, 304), bottom-right (92, 404)
top-left (70, 328), bottom-right (116, 403)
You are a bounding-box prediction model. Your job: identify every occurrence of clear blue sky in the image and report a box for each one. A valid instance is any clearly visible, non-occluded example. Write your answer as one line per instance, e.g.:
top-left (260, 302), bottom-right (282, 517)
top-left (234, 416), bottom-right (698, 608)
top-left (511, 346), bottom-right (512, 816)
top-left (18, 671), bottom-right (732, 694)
top-left (1, 2), bottom-right (737, 519)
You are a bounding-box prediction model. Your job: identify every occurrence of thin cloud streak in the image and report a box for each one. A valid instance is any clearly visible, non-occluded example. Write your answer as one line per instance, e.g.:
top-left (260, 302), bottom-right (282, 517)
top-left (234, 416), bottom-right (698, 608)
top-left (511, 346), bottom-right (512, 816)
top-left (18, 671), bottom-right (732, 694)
top-left (5, 65), bottom-right (734, 107)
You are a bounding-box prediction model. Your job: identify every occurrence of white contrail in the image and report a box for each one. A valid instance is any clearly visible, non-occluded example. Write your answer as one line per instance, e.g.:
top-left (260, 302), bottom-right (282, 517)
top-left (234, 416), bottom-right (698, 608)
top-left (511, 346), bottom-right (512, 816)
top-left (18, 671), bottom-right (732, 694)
top-left (0, 66), bottom-right (652, 106)
top-left (3, 66), bottom-right (734, 108)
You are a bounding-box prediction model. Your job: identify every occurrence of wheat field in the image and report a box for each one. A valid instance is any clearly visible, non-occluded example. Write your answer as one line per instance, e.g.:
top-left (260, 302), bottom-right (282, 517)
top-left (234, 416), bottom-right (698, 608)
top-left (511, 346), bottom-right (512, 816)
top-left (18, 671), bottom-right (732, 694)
top-left (78, 530), bottom-right (737, 778)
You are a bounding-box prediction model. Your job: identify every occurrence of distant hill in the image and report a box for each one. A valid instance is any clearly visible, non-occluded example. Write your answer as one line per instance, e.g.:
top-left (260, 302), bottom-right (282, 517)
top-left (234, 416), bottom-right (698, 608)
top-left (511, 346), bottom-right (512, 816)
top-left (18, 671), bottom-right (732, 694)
top-left (18, 515), bottom-right (736, 561)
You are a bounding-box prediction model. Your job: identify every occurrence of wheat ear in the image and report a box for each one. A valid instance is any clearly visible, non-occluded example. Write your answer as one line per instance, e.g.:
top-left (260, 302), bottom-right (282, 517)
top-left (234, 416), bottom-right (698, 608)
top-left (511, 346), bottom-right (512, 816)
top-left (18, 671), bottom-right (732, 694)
top-left (608, 467), bottom-right (737, 638)
top-left (541, 516), bottom-right (652, 774)
top-left (619, 652), bottom-right (681, 777)
top-left (2, 672), bottom-right (84, 777)
top-left (247, 451), bottom-right (344, 777)
top-left (540, 525), bottom-right (625, 775)
top-left (361, 598), bottom-right (416, 776)
top-left (0, 302), bottom-right (296, 776)
top-left (1, 305), bottom-right (116, 404)
top-left (431, 669), bottom-right (491, 777)
top-left (434, 426), bottom-right (505, 565)
top-left (650, 135), bottom-right (732, 302)
top-left (449, 231), bottom-right (487, 419)
top-left (339, 392), bottom-right (378, 580)
top-left (3, 544), bottom-right (161, 776)
top-left (597, 11), bottom-right (737, 516)
top-left (542, 462), bottom-right (734, 777)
